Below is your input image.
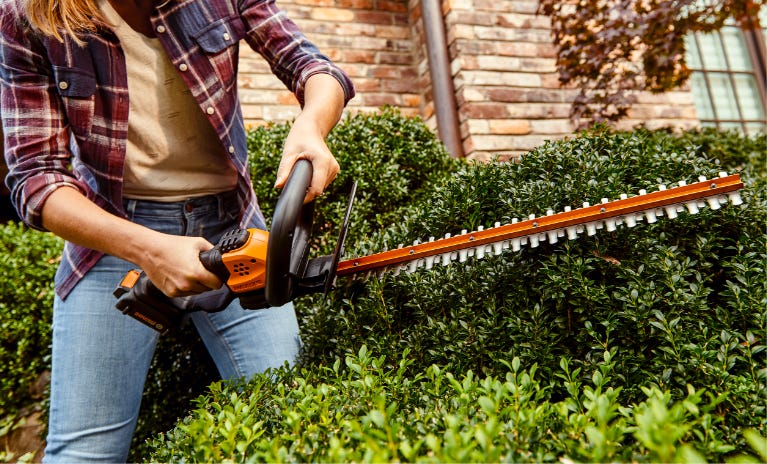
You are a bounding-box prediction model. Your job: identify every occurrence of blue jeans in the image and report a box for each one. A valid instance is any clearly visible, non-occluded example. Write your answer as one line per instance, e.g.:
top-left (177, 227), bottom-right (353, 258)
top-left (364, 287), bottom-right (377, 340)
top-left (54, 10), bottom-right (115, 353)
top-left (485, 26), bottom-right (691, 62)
top-left (43, 192), bottom-right (301, 463)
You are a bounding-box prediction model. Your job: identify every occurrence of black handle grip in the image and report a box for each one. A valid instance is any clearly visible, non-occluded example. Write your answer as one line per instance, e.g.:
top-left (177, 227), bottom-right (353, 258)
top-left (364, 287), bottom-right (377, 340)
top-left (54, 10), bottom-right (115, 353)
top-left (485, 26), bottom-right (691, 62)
top-left (265, 159), bottom-right (314, 307)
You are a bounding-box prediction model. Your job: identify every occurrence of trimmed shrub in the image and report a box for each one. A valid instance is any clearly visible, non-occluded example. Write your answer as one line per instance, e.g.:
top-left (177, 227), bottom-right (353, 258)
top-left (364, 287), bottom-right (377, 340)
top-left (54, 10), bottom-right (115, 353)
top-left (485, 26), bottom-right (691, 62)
top-left (148, 347), bottom-right (767, 463)
top-left (0, 109), bottom-right (460, 460)
top-left (247, 106), bottom-right (461, 255)
top-left (148, 125), bottom-right (766, 461)
top-left (0, 223), bottom-right (61, 417)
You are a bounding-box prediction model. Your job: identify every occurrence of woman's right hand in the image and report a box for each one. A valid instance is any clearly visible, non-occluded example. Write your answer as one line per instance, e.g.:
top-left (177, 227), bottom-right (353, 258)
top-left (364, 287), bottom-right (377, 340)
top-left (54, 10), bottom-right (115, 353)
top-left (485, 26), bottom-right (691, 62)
top-left (41, 186), bottom-right (222, 298)
top-left (137, 234), bottom-right (223, 298)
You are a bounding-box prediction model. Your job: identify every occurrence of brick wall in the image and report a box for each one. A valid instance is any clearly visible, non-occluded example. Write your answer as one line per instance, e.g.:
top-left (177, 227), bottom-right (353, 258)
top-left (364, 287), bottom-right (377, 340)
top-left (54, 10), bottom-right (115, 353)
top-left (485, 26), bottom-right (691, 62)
top-left (237, 0), bottom-right (420, 125)
top-left (238, 0), bottom-right (701, 159)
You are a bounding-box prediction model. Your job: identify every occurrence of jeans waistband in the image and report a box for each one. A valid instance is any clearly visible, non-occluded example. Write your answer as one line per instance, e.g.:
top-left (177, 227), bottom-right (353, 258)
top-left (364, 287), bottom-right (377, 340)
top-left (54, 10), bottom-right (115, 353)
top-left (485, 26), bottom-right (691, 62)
top-left (124, 190), bottom-right (240, 220)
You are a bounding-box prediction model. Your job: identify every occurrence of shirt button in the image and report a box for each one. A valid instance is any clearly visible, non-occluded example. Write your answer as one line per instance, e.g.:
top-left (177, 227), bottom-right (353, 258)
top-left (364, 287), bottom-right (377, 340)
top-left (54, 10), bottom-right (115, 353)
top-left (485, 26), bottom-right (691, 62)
top-left (178, 63), bottom-right (188, 72)
top-left (228, 146), bottom-right (235, 153)
top-left (156, 25), bottom-right (166, 34)
top-left (59, 81), bottom-right (69, 90)
top-left (223, 32), bottom-right (231, 41)
top-left (206, 107), bottom-right (215, 115)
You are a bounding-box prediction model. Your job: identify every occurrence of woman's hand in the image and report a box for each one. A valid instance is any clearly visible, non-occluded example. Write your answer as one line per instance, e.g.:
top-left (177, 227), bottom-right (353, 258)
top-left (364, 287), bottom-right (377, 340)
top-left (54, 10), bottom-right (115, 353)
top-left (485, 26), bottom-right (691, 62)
top-left (138, 234), bottom-right (222, 298)
top-left (41, 186), bottom-right (222, 298)
top-left (274, 73), bottom-right (346, 202)
top-left (275, 118), bottom-right (340, 202)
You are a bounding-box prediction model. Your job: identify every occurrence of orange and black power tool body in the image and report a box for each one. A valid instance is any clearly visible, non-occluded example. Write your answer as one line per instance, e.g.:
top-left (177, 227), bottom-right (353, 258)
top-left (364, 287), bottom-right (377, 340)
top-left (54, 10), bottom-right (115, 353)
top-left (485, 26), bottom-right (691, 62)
top-left (114, 160), bottom-right (356, 335)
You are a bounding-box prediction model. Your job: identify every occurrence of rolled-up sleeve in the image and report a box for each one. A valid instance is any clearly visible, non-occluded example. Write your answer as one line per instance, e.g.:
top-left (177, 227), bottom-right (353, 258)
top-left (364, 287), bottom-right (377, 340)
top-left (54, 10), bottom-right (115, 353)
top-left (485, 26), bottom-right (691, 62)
top-left (0, 10), bottom-right (87, 230)
top-left (238, 0), bottom-right (355, 107)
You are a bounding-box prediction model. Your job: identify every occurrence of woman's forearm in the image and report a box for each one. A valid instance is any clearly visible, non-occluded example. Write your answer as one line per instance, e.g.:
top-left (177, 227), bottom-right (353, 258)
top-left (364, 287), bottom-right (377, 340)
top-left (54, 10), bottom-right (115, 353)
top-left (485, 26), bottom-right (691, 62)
top-left (41, 186), bottom-right (222, 296)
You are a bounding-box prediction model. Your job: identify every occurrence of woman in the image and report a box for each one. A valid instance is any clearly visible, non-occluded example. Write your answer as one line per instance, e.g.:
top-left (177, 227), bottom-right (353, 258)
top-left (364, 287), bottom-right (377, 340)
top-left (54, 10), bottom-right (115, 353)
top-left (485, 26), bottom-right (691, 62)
top-left (0, 0), bottom-right (354, 461)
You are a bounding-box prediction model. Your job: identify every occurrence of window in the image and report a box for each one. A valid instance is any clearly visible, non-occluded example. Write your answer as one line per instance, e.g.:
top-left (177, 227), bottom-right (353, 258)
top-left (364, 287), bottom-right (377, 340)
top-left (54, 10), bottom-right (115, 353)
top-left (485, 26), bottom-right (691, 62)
top-left (685, 9), bottom-right (767, 135)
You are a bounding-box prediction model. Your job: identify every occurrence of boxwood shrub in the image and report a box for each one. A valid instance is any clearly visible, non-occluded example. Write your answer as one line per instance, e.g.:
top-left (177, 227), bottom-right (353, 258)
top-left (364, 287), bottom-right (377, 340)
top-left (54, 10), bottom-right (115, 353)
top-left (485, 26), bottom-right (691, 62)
top-left (1, 110), bottom-right (764, 462)
top-left (0, 109), bottom-right (461, 461)
top-left (148, 124), bottom-right (766, 462)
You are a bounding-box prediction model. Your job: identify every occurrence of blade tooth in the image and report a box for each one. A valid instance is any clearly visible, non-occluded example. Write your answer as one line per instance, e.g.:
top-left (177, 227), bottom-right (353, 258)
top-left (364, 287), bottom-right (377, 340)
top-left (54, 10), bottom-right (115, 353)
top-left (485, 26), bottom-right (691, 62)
top-left (625, 214), bottom-right (637, 228)
top-left (511, 238), bottom-right (522, 252)
top-left (494, 221), bottom-right (501, 228)
top-left (659, 184), bottom-right (667, 191)
top-left (707, 196), bottom-right (722, 210)
top-left (476, 245), bottom-right (486, 260)
top-left (455, 229), bottom-right (469, 262)
top-left (586, 221), bottom-right (598, 236)
top-left (678, 180), bottom-right (688, 187)
top-left (547, 229), bottom-right (559, 243)
top-left (698, 175), bottom-right (707, 182)
top-left (529, 233), bottom-right (540, 248)
top-left (566, 226), bottom-right (579, 240)
top-left (620, 193), bottom-right (628, 200)
top-left (605, 218), bottom-right (617, 232)
top-left (502, 240), bottom-right (510, 250)
top-left (407, 259), bottom-right (418, 274)
top-left (392, 265), bottom-right (401, 277)
top-left (440, 252), bottom-right (451, 266)
top-left (376, 268), bottom-right (386, 279)
top-left (493, 241), bottom-right (504, 255)
top-left (728, 191), bottom-right (743, 206)
top-left (719, 171), bottom-right (729, 178)
top-left (645, 209), bottom-right (658, 223)
top-left (424, 255), bottom-right (435, 270)
top-left (685, 201), bottom-right (700, 214)
top-left (663, 204), bottom-right (678, 219)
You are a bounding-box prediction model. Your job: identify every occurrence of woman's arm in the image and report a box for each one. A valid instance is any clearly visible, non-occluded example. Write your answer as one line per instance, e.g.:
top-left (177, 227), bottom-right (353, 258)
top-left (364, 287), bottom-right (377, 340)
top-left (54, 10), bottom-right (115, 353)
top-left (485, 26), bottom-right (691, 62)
top-left (274, 73), bottom-right (347, 201)
top-left (41, 186), bottom-right (223, 297)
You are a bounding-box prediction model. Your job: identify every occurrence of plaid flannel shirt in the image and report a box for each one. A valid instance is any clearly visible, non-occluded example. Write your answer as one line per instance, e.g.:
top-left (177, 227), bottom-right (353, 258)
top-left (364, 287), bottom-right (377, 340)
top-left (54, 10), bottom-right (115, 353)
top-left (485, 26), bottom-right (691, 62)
top-left (0, 0), bottom-right (354, 299)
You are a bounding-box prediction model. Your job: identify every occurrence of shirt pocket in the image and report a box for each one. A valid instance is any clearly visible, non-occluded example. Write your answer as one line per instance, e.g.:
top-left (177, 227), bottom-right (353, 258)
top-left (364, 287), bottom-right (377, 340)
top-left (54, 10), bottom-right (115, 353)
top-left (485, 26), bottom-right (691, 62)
top-left (193, 17), bottom-right (244, 93)
top-left (52, 66), bottom-right (96, 138)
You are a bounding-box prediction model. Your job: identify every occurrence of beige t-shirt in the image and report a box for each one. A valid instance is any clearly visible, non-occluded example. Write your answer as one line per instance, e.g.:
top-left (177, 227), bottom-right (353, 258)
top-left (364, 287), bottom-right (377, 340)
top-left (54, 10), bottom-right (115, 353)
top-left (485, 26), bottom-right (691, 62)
top-left (101, 0), bottom-right (238, 201)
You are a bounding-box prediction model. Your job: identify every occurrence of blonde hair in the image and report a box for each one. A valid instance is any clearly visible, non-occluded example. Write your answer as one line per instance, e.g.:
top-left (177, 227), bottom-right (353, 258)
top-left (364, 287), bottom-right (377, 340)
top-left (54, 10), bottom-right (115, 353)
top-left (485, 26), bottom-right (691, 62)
top-left (22, 0), bottom-right (105, 43)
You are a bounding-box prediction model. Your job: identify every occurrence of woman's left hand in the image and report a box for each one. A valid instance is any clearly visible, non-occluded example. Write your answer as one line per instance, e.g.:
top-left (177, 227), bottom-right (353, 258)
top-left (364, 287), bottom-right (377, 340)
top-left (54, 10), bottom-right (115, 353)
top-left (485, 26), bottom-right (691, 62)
top-left (273, 73), bottom-right (346, 203)
top-left (275, 116), bottom-right (340, 203)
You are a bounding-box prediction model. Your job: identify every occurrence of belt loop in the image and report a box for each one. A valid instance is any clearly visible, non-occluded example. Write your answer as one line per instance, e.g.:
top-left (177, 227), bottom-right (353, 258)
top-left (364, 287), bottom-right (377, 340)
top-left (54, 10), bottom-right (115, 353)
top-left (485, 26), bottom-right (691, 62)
top-left (217, 192), bottom-right (226, 221)
top-left (125, 199), bottom-right (137, 219)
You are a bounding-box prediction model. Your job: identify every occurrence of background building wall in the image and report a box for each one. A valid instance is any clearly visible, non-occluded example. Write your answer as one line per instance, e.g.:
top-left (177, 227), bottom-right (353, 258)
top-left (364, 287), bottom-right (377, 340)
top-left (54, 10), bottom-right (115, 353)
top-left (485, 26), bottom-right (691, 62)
top-left (238, 0), bottom-right (701, 159)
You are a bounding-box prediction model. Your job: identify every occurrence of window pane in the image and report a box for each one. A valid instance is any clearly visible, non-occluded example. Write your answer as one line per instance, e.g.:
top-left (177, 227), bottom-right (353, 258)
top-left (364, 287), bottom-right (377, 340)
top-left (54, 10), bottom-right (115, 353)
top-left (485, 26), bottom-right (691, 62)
top-left (708, 73), bottom-right (739, 119)
top-left (745, 122), bottom-right (766, 135)
top-left (721, 26), bottom-right (752, 71)
top-left (720, 122), bottom-right (743, 131)
top-left (686, 34), bottom-right (702, 69)
top-left (698, 33), bottom-right (727, 70)
top-left (734, 74), bottom-right (766, 120)
top-left (690, 72), bottom-right (715, 119)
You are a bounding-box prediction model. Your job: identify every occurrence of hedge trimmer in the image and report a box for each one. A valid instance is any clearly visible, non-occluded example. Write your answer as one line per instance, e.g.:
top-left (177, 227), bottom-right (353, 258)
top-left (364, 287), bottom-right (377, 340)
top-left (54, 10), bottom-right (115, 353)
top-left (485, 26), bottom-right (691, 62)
top-left (114, 159), bottom-right (745, 334)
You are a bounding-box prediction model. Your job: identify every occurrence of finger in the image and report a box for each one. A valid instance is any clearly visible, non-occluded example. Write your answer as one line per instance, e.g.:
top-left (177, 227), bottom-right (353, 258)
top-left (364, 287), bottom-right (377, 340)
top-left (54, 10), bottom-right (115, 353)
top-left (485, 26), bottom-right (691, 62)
top-left (274, 156), bottom-right (297, 189)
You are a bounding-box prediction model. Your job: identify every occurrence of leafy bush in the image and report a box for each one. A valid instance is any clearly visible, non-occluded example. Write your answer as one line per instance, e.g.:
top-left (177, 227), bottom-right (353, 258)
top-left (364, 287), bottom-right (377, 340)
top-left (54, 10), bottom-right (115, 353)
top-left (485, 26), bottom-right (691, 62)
top-left (247, 106), bottom-right (461, 254)
top-left (149, 347), bottom-right (767, 463)
top-left (0, 223), bottom-right (61, 416)
top-left (148, 125), bottom-right (766, 461)
top-left (0, 108), bottom-right (460, 460)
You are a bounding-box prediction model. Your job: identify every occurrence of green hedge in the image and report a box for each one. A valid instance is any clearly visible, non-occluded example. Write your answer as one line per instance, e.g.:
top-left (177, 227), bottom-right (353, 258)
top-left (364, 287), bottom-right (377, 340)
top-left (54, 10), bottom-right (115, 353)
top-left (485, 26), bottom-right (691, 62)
top-left (1, 111), bottom-right (764, 462)
top-left (0, 109), bottom-right (460, 461)
top-left (149, 347), bottom-right (767, 463)
top-left (149, 124), bottom-right (766, 461)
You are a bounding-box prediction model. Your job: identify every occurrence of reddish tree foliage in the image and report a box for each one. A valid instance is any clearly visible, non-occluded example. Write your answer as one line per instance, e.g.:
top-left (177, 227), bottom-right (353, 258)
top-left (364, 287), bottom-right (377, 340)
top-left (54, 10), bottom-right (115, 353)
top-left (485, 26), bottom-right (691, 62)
top-left (538, 0), bottom-right (765, 127)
